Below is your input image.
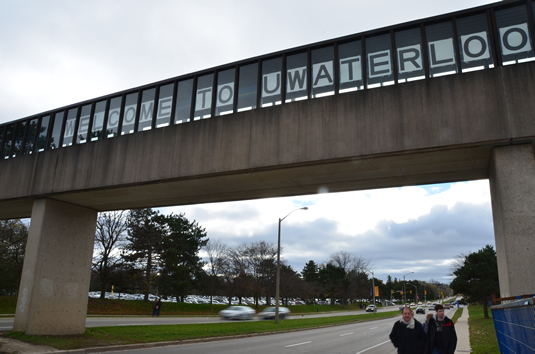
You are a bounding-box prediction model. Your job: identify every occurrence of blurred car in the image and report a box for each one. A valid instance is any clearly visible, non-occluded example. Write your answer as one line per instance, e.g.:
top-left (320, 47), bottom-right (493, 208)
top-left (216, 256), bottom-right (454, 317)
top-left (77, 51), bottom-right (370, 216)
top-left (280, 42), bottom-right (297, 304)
top-left (416, 307), bottom-right (425, 314)
top-left (444, 303), bottom-right (451, 309)
top-left (366, 304), bottom-right (376, 312)
top-left (258, 306), bottom-right (290, 319)
top-left (219, 306), bottom-right (255, 320)
top-left (410, 302), bottom-right (416, 306)
top-left (428, 304), bottom-right (436, 311)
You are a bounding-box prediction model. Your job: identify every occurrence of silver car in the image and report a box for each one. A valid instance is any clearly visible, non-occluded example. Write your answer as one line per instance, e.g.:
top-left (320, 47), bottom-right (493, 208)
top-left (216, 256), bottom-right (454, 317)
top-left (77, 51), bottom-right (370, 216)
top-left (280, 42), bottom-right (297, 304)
top-left (258, 306), bottom-right (290, 319)
top-left (219, 306), bottom-right (255, 320)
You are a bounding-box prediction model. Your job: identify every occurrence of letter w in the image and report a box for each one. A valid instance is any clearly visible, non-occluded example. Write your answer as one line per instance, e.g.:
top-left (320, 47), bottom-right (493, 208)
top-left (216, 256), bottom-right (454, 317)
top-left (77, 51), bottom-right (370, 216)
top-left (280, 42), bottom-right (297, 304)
top-left (287, 67), bottom-right (307, 92)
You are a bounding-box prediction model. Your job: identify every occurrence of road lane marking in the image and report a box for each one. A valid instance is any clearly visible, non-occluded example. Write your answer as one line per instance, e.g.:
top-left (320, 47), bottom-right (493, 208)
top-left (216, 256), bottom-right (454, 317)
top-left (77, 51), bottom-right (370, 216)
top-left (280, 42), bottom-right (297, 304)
top-left (285, 341), bottom-right (311, 347)
top-left (369, 327), bottom-right (378, 330)
top-left (356, 340), bottom-right (391, 354)
top-left (340, 332), bottom-right (353, 336)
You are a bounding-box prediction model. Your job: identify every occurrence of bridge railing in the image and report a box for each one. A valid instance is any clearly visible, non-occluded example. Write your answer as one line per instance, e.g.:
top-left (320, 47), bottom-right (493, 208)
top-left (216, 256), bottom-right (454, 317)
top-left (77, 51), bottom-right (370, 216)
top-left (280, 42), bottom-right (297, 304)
top-left (2, 0), bottom-right (535, 161)
top-left (491, 294), bottom-right (535, 354)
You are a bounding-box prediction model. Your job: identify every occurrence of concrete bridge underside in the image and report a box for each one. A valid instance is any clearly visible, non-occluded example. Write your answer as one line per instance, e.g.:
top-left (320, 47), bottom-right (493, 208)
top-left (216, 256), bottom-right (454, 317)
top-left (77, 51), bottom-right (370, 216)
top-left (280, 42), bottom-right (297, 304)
top-left (2, 62), bottom-right (535, 334)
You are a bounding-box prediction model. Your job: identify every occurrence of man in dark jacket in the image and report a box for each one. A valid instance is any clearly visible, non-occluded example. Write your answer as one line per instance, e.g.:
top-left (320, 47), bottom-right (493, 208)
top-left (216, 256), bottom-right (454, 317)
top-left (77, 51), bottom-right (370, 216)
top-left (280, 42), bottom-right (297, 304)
top-left (425, 304), bottom-right (457, 354)
top-left (390, 306), bottom-right (427, 353)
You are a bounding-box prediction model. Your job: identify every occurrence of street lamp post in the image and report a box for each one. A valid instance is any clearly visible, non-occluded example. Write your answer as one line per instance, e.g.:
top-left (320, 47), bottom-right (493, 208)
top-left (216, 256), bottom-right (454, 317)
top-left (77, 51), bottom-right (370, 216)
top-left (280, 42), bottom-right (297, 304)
top-left (407, 283), bottom-right (417, 304)
top-left (365, 270), bottom-right (376, 314)
top-left (275, 207), bottom-right (308, 324)
top-left (403, 272), bottom-right (414, 306)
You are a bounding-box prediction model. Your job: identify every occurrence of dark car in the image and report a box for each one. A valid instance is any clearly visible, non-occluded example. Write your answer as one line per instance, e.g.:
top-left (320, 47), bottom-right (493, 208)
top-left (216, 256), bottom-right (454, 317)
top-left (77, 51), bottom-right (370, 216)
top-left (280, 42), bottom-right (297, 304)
top-left (416, 307), bottom-right (425, 314)
top-left (258, 306), bottom-right (290, 319)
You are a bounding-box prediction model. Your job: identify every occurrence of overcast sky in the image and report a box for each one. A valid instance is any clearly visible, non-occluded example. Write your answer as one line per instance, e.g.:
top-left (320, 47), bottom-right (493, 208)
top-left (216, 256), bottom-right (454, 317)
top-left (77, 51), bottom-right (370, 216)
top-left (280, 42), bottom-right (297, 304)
top-left (0, 0), bottom-right (501, 286)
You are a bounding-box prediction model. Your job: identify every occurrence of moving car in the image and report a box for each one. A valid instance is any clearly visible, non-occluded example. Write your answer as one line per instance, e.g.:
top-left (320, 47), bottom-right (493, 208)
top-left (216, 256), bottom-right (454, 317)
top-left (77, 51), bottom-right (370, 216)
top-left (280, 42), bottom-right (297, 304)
top-left (366, 304), bottom-right (376, 312)
top-left (416, 307), bottom-right (425, 314)
top-left (219, 306), bottom-right (255, 320)
top-left (258, 306), bottom-right (290, 319)
top-left (428, 304), bottom-right (435, 311)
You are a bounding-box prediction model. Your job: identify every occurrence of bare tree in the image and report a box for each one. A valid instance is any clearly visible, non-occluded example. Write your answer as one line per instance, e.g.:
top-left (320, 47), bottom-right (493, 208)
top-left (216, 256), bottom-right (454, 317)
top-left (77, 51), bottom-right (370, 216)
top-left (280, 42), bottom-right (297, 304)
top-left (330, 251), bottom-right (370, 273)
top-left (204, 238), bottom-right (227, 310)
top-left (92, 211), bottom-right (128, 299)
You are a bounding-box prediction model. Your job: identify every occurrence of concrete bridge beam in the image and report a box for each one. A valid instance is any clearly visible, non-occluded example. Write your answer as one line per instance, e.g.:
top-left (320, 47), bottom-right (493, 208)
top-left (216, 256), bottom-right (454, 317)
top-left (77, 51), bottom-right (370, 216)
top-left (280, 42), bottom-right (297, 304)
top-left (13, 198), bottom-right (96, 335)
top-left (489, 144), bottom-right (535, 298)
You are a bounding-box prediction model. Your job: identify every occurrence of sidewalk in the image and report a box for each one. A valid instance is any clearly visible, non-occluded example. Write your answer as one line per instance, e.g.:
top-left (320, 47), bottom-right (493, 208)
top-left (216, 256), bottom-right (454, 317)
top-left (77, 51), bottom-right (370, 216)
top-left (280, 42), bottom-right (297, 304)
top-left (455, 305), bottom-right (471, 353)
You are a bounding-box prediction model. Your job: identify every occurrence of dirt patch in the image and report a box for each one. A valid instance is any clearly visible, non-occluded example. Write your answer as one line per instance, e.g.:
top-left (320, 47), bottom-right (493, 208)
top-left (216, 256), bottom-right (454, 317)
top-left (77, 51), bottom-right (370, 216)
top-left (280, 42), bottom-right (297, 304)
top-left (0, 336), bottom-right (56, 354)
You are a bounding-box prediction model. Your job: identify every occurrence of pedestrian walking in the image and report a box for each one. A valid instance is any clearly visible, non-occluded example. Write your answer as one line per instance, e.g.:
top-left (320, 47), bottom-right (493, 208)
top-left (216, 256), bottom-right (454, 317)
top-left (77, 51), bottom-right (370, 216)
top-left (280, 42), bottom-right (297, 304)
top-left (389, 306), bottom-right (427, 353)
top-left (152, 297), bottom-right (162, 317)
top-left (425, 304), bottom-right (457, 354)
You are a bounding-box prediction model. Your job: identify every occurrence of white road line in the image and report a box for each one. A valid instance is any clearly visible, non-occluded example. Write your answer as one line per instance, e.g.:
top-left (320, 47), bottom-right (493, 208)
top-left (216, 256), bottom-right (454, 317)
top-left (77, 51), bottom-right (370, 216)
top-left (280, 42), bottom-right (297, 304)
top-left (356, 340), bottom-right (391, 354)
top-left (285, 341), bottom-right (312, 347)
top-left (369, 327), bottom-right (378, 330)
top-left (116, 323), bottom-right (153, 326)
top-left (340, 332), bottom-right (354, 336)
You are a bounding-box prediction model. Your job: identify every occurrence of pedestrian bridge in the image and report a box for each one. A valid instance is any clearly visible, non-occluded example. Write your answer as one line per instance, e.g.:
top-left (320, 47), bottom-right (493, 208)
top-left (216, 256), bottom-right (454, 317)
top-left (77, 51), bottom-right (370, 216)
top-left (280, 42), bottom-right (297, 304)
top-left (1, 0), bottom-right (534, 335)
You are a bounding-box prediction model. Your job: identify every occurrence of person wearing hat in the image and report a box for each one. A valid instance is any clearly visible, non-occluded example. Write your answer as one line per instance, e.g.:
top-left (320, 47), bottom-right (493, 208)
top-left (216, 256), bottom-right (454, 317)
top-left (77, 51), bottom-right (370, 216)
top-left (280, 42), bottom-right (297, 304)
top-left (425, 304), bottom-right (457, 354)
top-left (389, 306), bottom-right (427, 353)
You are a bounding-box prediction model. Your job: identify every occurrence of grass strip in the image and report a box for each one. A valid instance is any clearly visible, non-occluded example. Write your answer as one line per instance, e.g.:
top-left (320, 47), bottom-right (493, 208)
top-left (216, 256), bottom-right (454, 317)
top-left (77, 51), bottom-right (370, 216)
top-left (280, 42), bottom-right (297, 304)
top-left (451, 307), bottom-right (463, 324)
top-left (4, 311), bottom-right (399, 350)
top-left (468, 305), bottom-right (499, 354)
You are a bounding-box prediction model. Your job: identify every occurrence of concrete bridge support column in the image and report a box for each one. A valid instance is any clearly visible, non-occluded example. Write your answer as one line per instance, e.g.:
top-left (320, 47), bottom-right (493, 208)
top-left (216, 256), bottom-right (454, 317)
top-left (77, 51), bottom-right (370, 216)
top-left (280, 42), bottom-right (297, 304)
top-left (489, 144), bottom-right (535, 298)
top-left (13, 198), bottom-right (97, 335)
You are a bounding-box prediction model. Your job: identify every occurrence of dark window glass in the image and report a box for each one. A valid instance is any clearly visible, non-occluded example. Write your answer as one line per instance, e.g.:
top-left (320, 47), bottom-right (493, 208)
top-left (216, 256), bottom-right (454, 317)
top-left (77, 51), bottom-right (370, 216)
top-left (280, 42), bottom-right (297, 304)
top-left (194, 74), bottom-right (214, 120)
top-left (395, 28), bottom-right (425, 82)
top-left (3, 124), bottom-right (14, 159)
top-left (286, 52), bottom-right (308, 102)
top-left (12, 121), bottom-right (26, 157)
top-left (311, 47), bottom-right (335, 98)
top-left (106, 97), bottom-right (122, 138)
top-left (138, 88), bottom-right (155, 131)
top-left (237, 63), bottom-right (258, 112)
top-left (339, 41), bottom-right (363, 93)
top-left (496, 5), bottom-right (535, 64)
top-left (457, 14), bottom-right (494, 72)
top-left (77, 104), bottom-right (91, 144)
top-left (49, 112), bottom-right (64, 149)
top-left (426, 22), bottom-right (458, 77)
top-left (122, 93), bottom-right (138, 135)
top-left (0, 126), bottom-right (4, 156)
top-left (261, 57), bottom-right (282, 107)
top-left (215, 69), bottom-right (235, 117)
top-left (24, 119), bottom-right (38, 155)
top-left (37, 115), bottom-right (50, 151)
top-left (91, 100), bottom-right (106, 141)
top-left (366, 34), bottom-right (394, 88)
top-left (175, 79), bottom-right (193, 124)
top-left (156, 84), bottom-right (174, 128)
top-left (63, 108), bottom-right (78, 147)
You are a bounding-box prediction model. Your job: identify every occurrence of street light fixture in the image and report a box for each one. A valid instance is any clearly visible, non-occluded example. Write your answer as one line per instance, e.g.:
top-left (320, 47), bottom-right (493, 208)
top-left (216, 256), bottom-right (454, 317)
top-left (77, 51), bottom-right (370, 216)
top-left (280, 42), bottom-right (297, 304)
top-left (364, 270), bottom-right (376, 314)
top-left (403, 272), bottom-right (414, 305)
top-left (275, 207), bottom-right (308, 323)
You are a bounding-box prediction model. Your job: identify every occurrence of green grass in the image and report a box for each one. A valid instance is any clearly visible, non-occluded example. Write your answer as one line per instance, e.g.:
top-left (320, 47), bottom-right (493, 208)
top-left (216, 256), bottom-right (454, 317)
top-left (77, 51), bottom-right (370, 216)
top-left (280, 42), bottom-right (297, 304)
top-left (3, 311), bottom-right (399, 350)
top-left (468, 305), bottom-right (499, 354)
top-left (451, 307), bottom-right (463, 324)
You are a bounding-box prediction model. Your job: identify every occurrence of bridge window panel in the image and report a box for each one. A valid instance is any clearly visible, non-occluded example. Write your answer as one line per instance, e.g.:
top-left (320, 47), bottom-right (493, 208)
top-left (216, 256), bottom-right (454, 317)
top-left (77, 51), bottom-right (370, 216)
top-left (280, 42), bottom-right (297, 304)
top-left (36, 115), bottom-right (50, 151)
top-left (156, 83), bottom-right (174, 128)
top-left (237, 63), bottom-right (258, 112)
top-left (23, 118), bottom-right (38, 155)
top-left (91, 100), bottom-right (106, 141)
top-left (395, 28), bottom-right (425, 83)
top-left (339, 40), bottom-right (363, 93)
top-left (457, 14), bottom-right (494, 73)
top-left (62, 108), bottom-right (78, 147)
top-left (0, 126), bottom-right (4, 156)
top-left (138, 88), bottom-right (155, 132)
top-left (286, 52), bottom-right (308, 102)
top-left (175, 79), bottom-right (193, 124)
top-left (121, 93), bottom-right (138, 135)
top-left (49, 112), bottom-right (64, 150)
top-left (194, 74), bottom-right (214, 120)
top-left (311, 47), bottom-right (335, 98)
top-left (12, 121), bottom-right (26, 157)
top-left (496, 6), bottom-right (535, 65)
top-left (106, 97), bottom-right (122, 138)
top-left (215, 68), bottom-right (235, 117)
top-left (77, 104), bottom-right (91, 144)
top-left (366, 34), bottom-right (395, 88)
top-left (426, 22), bottom-right (458, 77)
top-left (261, 57), bottom-right (282, 107)
top-left (2, 124), bottom-right (14, 159)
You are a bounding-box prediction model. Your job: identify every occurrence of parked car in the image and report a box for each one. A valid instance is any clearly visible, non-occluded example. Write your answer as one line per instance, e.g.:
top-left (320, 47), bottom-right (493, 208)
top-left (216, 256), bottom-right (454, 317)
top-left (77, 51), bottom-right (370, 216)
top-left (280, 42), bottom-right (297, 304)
top-left (416, 307), bottom-right (425, 314)
top-left (366, 304), bottom-right (376, 312)
top-left (219, 306), bottom-right (255, 320)
top-left (258, 306), bottom-right (290, 319)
